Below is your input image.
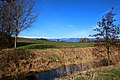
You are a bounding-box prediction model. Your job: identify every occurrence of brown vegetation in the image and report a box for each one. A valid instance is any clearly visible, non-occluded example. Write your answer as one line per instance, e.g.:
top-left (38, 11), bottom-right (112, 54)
top-left (0, 47), bottom-right (120, 79)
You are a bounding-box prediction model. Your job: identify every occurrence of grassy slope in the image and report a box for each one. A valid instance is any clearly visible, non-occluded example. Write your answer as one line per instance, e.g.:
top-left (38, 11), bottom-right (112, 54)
top-left (17, 38), bottom-right (94, 49)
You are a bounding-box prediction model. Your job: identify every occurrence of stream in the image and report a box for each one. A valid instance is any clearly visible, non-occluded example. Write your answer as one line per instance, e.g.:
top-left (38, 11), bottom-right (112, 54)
top-left (35, 64), bottom-right (93, 80)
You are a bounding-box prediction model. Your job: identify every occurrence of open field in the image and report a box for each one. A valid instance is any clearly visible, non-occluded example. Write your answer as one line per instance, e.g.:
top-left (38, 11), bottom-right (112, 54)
top-left (17, 38), bottom-right (94, 49)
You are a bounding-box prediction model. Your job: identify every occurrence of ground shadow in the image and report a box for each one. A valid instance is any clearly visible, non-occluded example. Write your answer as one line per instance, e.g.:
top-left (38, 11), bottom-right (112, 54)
top-left (95, 59), bottom-right (114, 67)
top-left (28, 45), bottom-right (57, 49)
top-left (17, 42), bottom-right (35, 47)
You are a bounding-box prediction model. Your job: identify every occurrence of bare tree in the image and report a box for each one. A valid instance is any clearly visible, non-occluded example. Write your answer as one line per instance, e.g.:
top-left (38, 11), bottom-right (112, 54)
top-left (0, 0), bottom-right (38, 48)
top-left (0, 0), bottom-right (15, 48)
top-left (91, 8), bottom-right (120, 66)
top-left (12, 0), bottom-right (37, 48)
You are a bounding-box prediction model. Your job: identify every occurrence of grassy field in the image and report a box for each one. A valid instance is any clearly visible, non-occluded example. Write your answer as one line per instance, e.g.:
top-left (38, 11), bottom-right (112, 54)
top-left (17, 38), bottom-right (94, 49)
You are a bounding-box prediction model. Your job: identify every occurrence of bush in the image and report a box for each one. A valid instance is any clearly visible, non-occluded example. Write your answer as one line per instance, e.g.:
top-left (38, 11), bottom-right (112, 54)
top-left (0, 32), bottom-right (14, 49)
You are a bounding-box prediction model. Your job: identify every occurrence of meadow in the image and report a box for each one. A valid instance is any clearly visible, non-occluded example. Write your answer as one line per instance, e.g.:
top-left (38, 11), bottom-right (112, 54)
top-left (17, 38), bottom-right (94, 49)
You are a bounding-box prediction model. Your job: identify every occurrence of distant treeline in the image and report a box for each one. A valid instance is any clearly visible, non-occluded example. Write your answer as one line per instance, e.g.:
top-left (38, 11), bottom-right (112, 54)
top-left (37, 38), bottom-right (95, 42)
top-left (39, 38), bottom-right (120, 43)
top-left (80, 38), bottom-right (94, 42)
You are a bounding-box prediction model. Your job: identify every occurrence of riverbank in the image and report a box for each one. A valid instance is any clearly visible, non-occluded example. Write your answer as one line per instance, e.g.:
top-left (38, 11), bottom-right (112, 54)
top-left (0, 47), bottom-right (120, 79)
top-left (55, 63), bottom-right (120, 80)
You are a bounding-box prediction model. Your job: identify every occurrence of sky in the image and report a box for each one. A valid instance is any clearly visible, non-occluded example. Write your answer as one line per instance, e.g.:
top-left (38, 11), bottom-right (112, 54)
top-left (19, 0), bottom-right (120, 38)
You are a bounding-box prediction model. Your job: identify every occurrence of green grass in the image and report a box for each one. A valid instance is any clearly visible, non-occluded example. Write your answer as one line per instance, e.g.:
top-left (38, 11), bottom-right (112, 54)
top-left (56, 69), bottom-right (120, 80)
top-left (74, 69), bottom-right (120, 80)
top-left (17, 38), bottom-right (94, 49)
top-left (96, 69), bottom-right (120, 80)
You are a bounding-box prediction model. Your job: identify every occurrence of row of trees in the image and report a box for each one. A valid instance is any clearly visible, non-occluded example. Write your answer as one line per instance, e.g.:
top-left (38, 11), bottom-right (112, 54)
top-left (80, 38), bottom-right (93, 42)
top-left (0, 0), bottom-right (37, 48)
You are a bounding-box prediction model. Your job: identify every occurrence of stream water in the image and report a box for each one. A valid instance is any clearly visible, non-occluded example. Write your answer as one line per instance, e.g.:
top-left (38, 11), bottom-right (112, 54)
top-left (35, 64), bottom-right (91, 80)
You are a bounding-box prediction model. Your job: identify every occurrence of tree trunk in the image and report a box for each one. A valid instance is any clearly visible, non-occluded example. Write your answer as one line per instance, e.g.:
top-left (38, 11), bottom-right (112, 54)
top-left (107, 47), bottom-right (110, 66)
top-left (15, 16), bottom-right (18, 48)
top-left (14, 34), bottom-right (17, 48)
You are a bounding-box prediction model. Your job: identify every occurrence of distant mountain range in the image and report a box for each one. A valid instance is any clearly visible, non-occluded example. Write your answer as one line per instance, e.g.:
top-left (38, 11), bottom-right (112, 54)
top-left (48, 38), bottom-right (80, 42)
top-left (19, 36), bottom-right (120, 42)
top-left (31, 38), bottom-right (95, 42)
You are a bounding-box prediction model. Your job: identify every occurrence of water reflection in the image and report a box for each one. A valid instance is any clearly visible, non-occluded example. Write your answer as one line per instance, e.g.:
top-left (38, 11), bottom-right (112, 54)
top-left (36, 64), bottom-right (87, 80)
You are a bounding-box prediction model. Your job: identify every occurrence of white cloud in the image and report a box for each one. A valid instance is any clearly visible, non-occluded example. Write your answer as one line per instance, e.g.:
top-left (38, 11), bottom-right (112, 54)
top-left (18, 36), bottom-right (65, 39)
top-left (66, 25), bottom-right (98, 38)
top-left (18, 36), bottom-right (49, 39)
top-left (68, 24), bottom-right (75, 28)
top-left (19, 25), bottom-right (98, 38)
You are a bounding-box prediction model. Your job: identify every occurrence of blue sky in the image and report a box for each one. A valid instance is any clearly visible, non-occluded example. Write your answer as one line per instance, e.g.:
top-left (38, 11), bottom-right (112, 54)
top-left (19, 0), bottom-right (120, 38)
